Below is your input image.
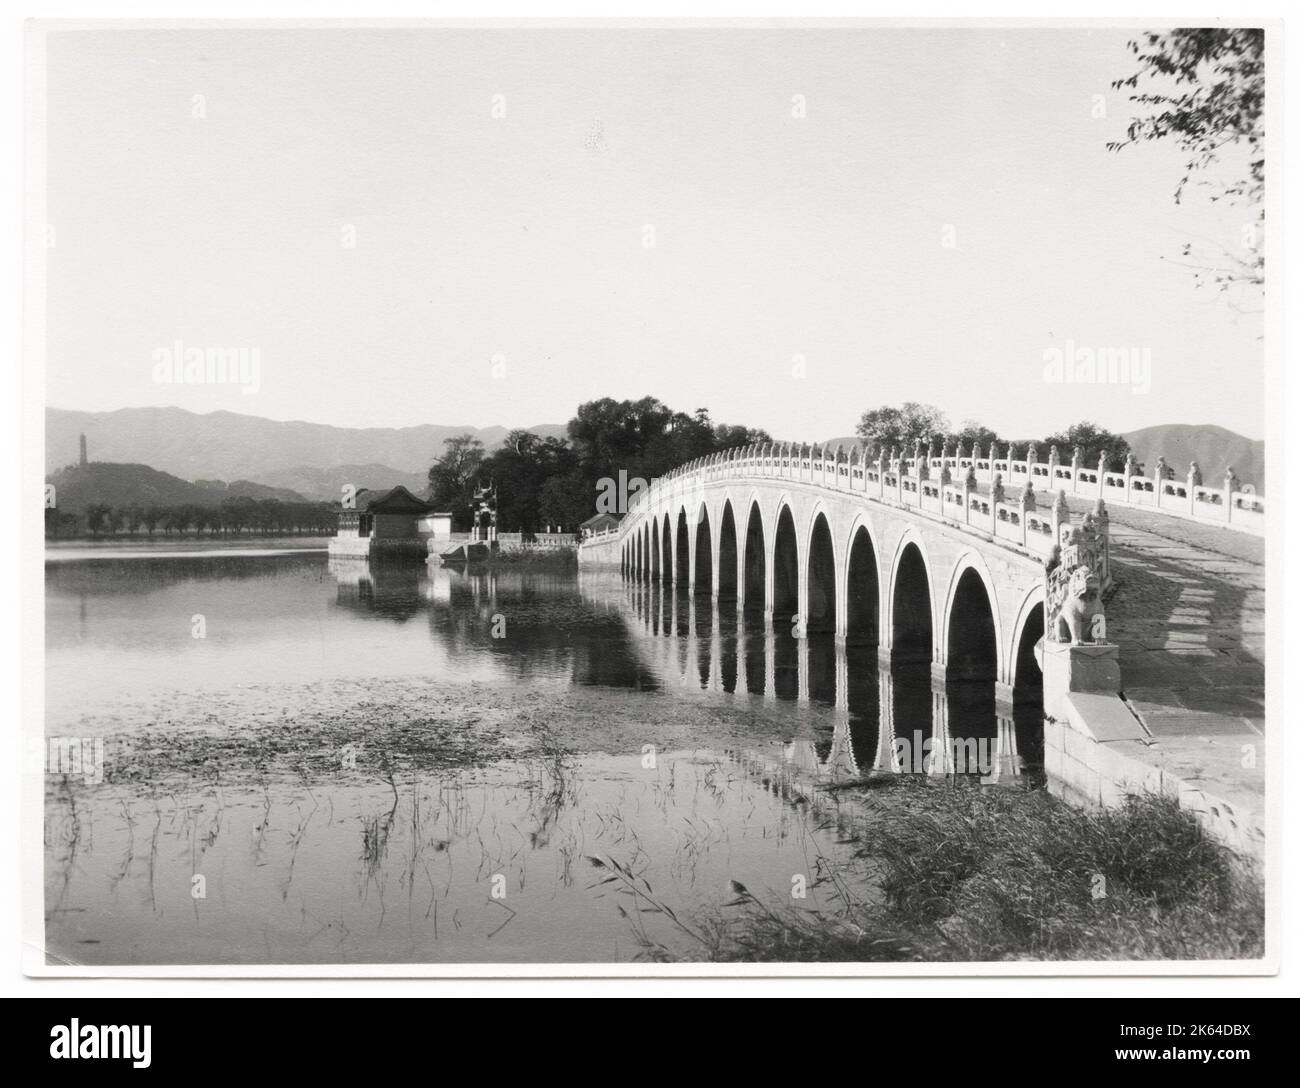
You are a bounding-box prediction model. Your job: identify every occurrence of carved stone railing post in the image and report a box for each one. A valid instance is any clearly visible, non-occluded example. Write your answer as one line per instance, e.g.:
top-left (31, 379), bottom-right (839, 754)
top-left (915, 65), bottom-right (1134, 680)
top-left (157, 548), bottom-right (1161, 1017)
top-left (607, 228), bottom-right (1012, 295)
top-left (1050, 489), bottom-right (1069, 541)
top-left (1018, 479), bottom-right (1036, 546)
top-left (1048, 444), bottom-right (1061, 489)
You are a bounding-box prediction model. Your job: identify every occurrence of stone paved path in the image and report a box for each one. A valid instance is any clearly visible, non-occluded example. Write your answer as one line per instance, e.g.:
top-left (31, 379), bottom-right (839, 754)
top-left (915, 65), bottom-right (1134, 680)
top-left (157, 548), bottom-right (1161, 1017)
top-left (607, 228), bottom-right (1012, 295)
top-left (1102, 505), bottom-right (1265, 819)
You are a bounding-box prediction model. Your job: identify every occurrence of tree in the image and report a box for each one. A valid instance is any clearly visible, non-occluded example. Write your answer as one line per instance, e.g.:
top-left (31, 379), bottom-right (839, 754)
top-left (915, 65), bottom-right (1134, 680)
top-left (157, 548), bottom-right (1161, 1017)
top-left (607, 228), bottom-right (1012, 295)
top-left (85, 503), bottom-right (113, 538)
top-left (855, 402), bottom-right (950, 452)
top-left (537, 472), bottom-right (590, 533)
top-left (1107, 29), bottom-right (1264, 294)
top-left (428, 433), bottom-right (485, 528)
top-left (948, 420), bottom-right (1001, 454)
top-left (1041, 421), bottom-right (1131, 469)
top-left (479, 430), bottom-right (578, 532)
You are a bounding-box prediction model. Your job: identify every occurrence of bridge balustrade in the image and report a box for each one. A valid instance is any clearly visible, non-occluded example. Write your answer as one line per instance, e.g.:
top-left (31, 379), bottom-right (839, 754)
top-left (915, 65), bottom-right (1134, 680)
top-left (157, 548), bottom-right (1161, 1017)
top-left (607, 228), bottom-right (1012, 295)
top-left (613, 439), bottom-right (1264, 548)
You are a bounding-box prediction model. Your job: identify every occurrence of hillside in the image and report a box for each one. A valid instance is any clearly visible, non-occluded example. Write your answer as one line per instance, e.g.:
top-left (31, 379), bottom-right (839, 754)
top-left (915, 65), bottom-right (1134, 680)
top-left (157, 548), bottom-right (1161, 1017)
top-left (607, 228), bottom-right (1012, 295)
top-left (47, 406), bottom-right (567, 481)
top-left (252, 463), bottom-right (430, 502)
top-left (47, 462), bottom-right (310, 516)
top-left (1123, 424), bottom-right (1264, 491)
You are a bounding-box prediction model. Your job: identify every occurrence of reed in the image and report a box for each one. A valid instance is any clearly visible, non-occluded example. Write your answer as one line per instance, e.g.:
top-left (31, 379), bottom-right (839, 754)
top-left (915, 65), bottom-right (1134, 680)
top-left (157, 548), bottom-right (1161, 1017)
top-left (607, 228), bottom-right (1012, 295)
top-left (639, 781), bottom-right (1264, 963)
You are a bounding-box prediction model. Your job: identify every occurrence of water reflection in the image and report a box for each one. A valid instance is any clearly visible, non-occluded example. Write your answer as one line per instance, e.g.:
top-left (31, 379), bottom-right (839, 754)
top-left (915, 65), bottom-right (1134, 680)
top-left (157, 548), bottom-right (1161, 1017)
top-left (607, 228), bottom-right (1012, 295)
top-left (613, 577), bottom-right (1044, 787)
top-left (44, 548), bottom-right (1047, 964)
top-left (45, 552), bottom-right (1043, 785)
top-left (328, 561), bottom-right (1044, 787)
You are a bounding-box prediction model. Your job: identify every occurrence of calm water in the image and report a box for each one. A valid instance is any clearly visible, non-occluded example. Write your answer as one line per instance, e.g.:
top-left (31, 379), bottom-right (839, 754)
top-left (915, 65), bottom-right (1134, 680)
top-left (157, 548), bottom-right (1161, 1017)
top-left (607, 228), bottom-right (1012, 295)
top-left (44, 548), bottom-right (1042, 965)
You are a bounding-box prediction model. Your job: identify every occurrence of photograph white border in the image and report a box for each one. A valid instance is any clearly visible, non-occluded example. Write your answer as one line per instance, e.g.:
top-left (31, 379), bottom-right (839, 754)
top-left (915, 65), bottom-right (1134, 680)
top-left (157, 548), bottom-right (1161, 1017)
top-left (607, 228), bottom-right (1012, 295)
top-left (10, 5), bottom-right (1292, 994)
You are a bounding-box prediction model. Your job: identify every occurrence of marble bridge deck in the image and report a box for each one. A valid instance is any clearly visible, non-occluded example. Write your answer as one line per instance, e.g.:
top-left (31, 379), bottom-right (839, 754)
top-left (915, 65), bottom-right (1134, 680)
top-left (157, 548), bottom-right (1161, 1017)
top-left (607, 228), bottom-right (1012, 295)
top-left (1101, 506), bottom-right (1265, 855)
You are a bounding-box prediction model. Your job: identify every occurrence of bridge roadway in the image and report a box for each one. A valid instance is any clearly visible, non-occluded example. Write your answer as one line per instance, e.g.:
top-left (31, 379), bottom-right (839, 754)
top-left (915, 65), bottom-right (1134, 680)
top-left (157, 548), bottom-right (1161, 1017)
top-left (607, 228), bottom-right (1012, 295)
top-left (1101, 505), bottom-right (1264, 849)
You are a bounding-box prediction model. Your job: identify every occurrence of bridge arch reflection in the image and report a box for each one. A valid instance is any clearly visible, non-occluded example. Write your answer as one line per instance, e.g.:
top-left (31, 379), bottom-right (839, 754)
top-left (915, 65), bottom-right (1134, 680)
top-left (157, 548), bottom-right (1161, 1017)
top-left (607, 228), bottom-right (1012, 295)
top-left (611, 576), bottom-right (1041, 786)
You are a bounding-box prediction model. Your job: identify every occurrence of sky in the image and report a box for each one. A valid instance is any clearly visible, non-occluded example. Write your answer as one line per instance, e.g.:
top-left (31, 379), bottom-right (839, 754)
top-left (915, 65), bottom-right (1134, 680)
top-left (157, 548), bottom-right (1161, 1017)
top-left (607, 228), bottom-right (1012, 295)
top-left (41, 26), bottom-right (1267, 441)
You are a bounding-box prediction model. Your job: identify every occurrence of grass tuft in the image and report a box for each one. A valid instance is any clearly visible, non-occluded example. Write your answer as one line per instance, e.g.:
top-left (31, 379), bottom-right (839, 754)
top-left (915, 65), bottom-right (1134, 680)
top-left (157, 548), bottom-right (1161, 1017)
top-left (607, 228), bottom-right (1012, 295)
top-left (641, 780), bottom-right (1263, 962)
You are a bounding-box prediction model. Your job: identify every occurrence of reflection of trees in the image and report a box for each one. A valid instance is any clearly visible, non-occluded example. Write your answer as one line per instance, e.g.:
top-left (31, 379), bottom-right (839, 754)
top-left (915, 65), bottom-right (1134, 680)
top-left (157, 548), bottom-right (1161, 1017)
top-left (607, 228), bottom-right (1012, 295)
top-left (46, 552), bottom-right (324, 599)
top-left (425, 568), bottom-right (658, 690)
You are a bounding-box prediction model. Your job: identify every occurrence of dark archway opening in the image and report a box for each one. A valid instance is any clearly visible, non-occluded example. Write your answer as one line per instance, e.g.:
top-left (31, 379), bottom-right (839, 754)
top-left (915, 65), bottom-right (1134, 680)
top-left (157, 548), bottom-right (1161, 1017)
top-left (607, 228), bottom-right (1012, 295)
top-left (1013, 603), bottom-right (1046, 773)
top-left (946, 569), bottom-right (997, 686)
top-left (890, 544), bottom-right (933, 668)
top-left (650, 519), bottom-right (660, 582)
top-left (772, 506), bottom-right (799, 623)
top-left (806, 514), bottom-right (836, 634)
top-left (717, 503), bottom-right (738, 601)
top-left (694, 508), bottom-right (713, 594)
top-left (662, 519), bottom-right (673, 586)
top-left (675, 510), bottom-right (690, 585)
top-left (945, 568), bottom-right (999, 769)
top-left (742, 503), bottom-right (765, 612)
top-left (846, 527), bottom-right (880, 648)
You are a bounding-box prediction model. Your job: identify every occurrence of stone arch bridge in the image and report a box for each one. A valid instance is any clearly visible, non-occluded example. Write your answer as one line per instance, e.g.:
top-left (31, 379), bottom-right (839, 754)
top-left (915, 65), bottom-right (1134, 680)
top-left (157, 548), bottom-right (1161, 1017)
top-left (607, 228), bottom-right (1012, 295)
top-left (576, 441), bottom-right (1266, 852)
top-left (579, 441), bottom-right (1262, 712)
top-left (585, 444), bottom-right (1090, 710)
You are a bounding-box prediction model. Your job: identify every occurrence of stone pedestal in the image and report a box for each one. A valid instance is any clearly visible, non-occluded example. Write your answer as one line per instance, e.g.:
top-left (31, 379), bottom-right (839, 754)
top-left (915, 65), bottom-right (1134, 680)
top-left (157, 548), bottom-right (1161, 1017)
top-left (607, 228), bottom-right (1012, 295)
top-left (1038, 640), bottom-right (1121, 720)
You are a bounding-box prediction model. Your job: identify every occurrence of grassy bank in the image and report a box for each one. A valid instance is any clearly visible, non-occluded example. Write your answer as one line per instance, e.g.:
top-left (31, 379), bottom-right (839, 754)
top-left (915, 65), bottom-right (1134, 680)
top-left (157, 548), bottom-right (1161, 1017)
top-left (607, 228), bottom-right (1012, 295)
top-left (637, 779), bottom-right (1264, 962)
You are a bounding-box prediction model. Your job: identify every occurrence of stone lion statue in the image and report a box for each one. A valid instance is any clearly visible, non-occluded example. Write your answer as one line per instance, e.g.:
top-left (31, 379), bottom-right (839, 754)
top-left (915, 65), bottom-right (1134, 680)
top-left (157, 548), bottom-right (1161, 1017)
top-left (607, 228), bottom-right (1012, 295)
top-left (1055, 565), bottom-right (1104, 644)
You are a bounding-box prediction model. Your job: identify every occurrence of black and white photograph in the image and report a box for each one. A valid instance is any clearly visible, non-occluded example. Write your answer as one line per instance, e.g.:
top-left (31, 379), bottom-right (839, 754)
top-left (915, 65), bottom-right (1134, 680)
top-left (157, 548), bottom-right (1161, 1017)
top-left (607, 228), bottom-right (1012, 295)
top-left (20, 15), bottom-right (1284, 987)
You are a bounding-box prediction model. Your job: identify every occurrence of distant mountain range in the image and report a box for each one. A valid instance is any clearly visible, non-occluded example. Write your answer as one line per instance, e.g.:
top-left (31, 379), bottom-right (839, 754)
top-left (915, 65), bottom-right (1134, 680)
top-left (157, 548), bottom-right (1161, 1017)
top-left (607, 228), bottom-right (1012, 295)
top-left (46, 407), bottom-right (567, 501)
top-left (1123, 424), bottom-right (1264, 491)
top-left (47, 407), bottom-right (1266, 506)
top-left (47, 461), bottom-right (311, 516)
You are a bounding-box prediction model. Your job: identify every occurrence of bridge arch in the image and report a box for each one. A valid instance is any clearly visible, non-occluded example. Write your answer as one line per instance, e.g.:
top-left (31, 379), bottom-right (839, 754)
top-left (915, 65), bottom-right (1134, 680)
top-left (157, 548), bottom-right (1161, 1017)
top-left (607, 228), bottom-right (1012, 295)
top-left (941, 551), bottom-right (1004, 683)
top-left (674, 508), bottom-right (689, 584)
top-left (742, 499), bottom-right (766, 612)
top-left (888, 532), bottom-right (936, 667)
top-left (1010, 586), bottom-right (1046, 696)
top-left (804, 505), bottom-right (837, 635)
top-left (694, 502), bottom-right (713, 594)
top-left (944, 558), bottom-right (1000, 689)
top-left (717, 500), bottom-right (739, 601)
top-left (650, 517), bottom-right (660, 581)
top-left (843, 514), bottom-right (882, 647)
top-left (772, 502), bottom-right (799, 622)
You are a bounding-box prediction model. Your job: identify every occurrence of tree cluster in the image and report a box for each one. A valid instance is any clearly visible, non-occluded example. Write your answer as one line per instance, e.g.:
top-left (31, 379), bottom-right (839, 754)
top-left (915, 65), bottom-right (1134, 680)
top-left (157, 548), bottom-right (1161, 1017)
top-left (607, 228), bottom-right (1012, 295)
top-left (426, 397), bottom-right (771, 532)
top-left (854, 402), bottom-right (1132, 468)
top-left (46, 497), bottom-right (338, 539)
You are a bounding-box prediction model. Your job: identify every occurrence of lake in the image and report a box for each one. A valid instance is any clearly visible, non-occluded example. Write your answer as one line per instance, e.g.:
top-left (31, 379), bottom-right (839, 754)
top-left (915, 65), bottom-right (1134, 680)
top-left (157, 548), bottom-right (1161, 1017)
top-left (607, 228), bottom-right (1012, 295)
top-left (44, 547), bottom-right (1042, 965)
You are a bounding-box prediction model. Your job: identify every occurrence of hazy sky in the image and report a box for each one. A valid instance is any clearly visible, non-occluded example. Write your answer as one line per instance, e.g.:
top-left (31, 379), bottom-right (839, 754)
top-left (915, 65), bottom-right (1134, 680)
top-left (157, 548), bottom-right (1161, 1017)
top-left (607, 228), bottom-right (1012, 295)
top-left (42, 26), bottom-right (1266, 440)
